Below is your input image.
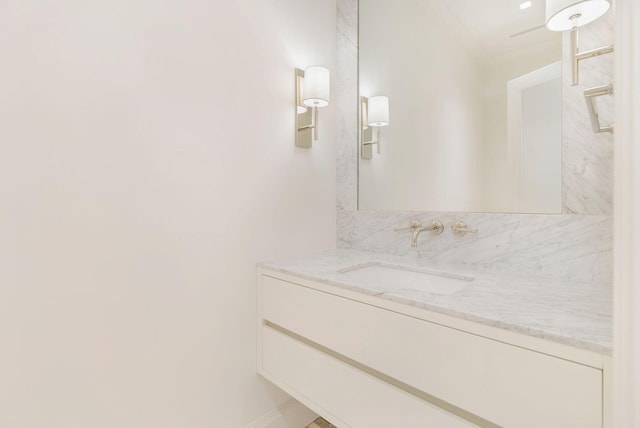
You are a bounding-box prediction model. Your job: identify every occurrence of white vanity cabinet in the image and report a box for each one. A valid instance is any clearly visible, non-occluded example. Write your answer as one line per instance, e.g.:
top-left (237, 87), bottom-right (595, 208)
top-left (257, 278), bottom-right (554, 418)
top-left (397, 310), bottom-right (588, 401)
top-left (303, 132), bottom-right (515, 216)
top-left (257, 268), bottom-right (610, 428)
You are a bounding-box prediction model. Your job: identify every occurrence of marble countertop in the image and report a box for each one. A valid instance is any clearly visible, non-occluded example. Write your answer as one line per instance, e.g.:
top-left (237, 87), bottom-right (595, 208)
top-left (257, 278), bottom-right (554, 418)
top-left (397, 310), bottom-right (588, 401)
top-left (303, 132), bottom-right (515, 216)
top-left (258, 249), bottom-right (612, 354)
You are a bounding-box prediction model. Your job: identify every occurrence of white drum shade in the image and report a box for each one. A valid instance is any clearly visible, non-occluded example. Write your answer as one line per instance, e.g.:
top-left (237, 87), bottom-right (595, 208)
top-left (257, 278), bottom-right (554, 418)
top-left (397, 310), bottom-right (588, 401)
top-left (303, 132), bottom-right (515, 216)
top-left (367, 96), bottom-right (389, 127)
top-left (302, 66), bottom-right (330, 108)
top-left (546, 0), bottom-right (611, 31)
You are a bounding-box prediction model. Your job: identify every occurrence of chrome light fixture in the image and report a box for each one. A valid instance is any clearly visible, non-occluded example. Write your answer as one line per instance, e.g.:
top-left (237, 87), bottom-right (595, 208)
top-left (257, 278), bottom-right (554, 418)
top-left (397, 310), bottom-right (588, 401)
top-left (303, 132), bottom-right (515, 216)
top-left (361, 95), bottom-right (389, 159)
top-left (295, 66), bottom-right (330, 148)
top-left (545, 0), bottom-right (613, 86)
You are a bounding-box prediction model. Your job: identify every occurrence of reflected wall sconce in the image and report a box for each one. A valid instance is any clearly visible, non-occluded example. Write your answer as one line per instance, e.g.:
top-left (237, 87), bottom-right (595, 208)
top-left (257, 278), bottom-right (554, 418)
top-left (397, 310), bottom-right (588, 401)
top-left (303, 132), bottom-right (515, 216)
top-left (295, 66), bottom-right (330, 148)
top-left (584, 82), bottom-right (614, 133)
top-left (545, 0), bottom-right (613, 86)
top-left (361, 95), bottom-right (389, 159)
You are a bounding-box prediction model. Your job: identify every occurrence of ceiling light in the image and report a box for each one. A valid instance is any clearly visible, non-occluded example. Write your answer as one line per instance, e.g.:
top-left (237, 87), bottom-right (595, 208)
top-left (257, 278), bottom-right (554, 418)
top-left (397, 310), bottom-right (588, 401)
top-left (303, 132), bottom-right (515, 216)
top-left (520, 1), bottom-right (533, 10)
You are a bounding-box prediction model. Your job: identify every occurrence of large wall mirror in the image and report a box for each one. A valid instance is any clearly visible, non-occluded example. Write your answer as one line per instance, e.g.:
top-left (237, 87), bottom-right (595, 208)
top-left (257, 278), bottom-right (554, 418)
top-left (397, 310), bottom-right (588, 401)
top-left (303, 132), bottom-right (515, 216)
top-left (358, 0), bottom-right (563, 214)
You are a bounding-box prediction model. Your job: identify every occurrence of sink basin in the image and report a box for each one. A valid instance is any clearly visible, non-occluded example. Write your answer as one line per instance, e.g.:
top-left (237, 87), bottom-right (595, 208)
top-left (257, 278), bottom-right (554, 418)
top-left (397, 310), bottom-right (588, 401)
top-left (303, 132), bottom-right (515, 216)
top-left (338, 262), bottom-right (473, 295)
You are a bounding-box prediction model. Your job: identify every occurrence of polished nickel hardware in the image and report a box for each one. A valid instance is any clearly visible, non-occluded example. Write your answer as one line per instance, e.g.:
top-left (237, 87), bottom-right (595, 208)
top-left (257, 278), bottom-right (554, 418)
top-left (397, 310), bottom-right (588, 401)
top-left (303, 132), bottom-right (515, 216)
top-left (394, 220), bottom-right (444, 247)
top-left (584, 82), bottom-right (614, 133)
top-left (361, 136), bottom-right (380, 159)
top-left (451, 221), bottom-right (478, 237)
top-left (295, 68), bottom-right (314, 148)
top-left (569, 26), bottom-right (614, 86)
top-left (361, 97), bottom-right (378, 159)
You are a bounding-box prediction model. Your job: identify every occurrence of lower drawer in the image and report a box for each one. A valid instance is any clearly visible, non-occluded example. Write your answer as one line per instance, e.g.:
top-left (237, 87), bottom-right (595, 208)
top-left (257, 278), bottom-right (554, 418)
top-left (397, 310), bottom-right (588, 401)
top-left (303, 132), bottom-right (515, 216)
top-left (261, 325), bottom-right (477, 428)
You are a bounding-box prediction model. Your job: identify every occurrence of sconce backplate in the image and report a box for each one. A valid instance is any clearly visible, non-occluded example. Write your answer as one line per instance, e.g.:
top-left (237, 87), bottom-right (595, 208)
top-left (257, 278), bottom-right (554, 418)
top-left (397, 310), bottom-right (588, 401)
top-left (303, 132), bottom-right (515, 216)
top-left (360, 96), bottom-right (373, 159)
top-left (296, 68), bottom-right (313, 148)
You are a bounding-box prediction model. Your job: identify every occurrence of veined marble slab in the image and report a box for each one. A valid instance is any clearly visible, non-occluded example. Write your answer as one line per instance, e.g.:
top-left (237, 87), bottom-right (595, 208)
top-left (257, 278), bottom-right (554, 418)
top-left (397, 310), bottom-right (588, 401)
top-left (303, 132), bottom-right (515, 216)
top-left (259, 249), bottom-right (612, 354)
top-left (338, 211), bottom-right (612, 284)
top-left (562, 4), bottom-right (614, 215)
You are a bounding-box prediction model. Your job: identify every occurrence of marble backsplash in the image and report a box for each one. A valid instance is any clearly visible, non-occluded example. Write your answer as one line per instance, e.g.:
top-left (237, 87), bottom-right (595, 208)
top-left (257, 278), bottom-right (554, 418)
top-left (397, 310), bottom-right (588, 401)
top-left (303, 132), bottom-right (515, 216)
top-left (335, 0), bottom-right (613, 284)
top-left (338, 211), bottom-right (612, 284)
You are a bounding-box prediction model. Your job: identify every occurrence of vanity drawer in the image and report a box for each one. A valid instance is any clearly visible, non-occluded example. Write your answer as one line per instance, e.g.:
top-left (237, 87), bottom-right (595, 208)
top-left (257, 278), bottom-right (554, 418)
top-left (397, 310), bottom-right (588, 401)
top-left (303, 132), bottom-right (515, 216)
top-left (260, 275), bottom-right (603, 428)
top-left (261, 325), bottom-right (477, 428)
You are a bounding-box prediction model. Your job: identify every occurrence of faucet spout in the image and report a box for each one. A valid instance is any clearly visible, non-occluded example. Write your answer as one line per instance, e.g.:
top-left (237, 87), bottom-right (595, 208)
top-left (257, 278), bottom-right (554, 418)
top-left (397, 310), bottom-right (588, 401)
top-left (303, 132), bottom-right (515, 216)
top-left (411, 227), bottom-right (426, 247)
top-left (393, 220), bottom-right (444, 248)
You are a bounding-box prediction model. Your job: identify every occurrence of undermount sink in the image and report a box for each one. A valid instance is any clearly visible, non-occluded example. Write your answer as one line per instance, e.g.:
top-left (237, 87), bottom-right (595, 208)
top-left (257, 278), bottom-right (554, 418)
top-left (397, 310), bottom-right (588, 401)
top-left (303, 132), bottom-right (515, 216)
top-left (338, 262), bottom-right (473, 295)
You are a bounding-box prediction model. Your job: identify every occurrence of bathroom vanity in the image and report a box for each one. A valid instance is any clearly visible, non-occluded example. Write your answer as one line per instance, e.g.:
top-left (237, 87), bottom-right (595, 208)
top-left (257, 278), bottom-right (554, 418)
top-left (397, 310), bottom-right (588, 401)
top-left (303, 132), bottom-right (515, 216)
top-left (256, 250), bottom-right (612, 428)
top-left (275, 0), bottom-right (616, 424)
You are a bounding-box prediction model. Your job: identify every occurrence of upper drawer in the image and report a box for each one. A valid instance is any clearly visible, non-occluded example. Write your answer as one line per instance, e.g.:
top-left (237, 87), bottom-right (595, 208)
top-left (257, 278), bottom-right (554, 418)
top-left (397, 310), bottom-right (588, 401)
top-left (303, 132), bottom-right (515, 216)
top-left (261, 274), bottom-right (602, 428)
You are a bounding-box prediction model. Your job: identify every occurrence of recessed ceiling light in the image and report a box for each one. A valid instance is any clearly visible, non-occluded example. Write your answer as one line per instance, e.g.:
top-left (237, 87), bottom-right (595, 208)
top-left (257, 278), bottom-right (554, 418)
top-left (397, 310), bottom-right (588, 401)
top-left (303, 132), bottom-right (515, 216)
top-left (520, 1), bottom-right (533, 9)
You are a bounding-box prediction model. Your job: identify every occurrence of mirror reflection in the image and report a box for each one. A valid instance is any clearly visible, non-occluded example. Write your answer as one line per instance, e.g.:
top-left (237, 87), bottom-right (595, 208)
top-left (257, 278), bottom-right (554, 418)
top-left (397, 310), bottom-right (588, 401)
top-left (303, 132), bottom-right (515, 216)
top-left (359, 0), bottom-right (563, 213)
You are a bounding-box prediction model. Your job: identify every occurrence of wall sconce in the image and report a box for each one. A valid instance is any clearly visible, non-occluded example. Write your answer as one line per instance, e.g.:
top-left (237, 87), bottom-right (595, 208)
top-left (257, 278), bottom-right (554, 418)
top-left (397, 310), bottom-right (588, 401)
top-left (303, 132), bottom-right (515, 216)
top-left (545, 0), bottom-right (613, 86)
top-left (295, 66), bottom-right (330, 148)
top-left (361, 96), bottom-right (389, 159)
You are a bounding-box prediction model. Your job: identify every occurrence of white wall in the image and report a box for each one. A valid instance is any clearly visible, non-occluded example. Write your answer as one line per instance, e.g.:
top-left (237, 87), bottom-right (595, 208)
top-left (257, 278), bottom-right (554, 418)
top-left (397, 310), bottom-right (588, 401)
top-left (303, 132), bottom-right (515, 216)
top-left (613, 2), bottom-right (640, 425)
top-left (0, 1), bottom-right (335, 427)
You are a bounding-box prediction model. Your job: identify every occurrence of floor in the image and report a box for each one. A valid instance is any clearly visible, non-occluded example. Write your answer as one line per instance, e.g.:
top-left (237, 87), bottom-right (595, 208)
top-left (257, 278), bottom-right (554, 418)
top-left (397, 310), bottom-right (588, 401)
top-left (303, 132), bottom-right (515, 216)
top-left (306, 417), bottom-right (337, 428)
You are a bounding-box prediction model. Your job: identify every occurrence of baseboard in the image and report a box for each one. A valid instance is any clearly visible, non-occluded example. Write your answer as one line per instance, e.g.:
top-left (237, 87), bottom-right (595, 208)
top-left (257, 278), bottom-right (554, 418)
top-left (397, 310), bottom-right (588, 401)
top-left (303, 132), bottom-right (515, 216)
top-left (246, 398), bottom-right (318, 428)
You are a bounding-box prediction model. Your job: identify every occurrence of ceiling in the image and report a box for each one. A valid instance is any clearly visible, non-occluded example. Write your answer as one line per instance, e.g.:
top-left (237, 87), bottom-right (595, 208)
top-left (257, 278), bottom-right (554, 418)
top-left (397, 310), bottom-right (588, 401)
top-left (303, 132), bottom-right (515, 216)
top-left (435, 0), bottom-right (561, 58)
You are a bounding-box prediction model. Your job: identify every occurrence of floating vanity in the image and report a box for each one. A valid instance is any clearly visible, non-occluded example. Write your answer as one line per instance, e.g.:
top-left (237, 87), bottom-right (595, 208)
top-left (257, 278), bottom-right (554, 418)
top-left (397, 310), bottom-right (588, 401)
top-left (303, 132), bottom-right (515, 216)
top-left (256, 250), bottom-right (612, 428)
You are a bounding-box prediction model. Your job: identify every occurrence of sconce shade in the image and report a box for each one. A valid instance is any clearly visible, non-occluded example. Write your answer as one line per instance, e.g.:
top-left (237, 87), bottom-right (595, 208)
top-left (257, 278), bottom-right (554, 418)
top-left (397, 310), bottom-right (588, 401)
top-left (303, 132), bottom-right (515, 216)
top-left (302, 66), bottom-right (330, 108)
top-left (367, 96), bottom-right (389, 127)
top-left (546, 0), bottom-right (611, 31)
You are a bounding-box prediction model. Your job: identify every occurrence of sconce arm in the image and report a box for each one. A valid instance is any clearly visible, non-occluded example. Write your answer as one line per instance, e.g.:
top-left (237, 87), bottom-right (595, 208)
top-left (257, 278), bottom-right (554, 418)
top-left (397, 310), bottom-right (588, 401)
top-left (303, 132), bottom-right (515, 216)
top-left (571, 27), bottom-right (615, 86)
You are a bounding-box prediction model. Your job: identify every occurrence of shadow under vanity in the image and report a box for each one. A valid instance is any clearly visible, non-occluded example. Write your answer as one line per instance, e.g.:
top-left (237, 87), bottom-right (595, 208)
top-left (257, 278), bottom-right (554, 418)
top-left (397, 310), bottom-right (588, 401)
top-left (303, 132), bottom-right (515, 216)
top-left (257, 0), bottom-right (614, 426)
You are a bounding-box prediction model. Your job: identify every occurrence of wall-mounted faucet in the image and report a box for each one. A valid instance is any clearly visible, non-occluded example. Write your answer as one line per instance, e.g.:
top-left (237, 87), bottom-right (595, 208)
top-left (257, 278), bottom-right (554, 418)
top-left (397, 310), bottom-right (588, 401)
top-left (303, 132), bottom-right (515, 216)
top-left (451, 220), bottom-right (478, 237)
top-left (394, 220), bottom-right (444, 247)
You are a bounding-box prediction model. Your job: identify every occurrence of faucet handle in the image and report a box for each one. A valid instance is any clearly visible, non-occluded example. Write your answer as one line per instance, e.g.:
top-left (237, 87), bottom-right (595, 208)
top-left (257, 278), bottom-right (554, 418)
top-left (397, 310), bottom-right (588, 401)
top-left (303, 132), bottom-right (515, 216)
top-left (429, 220), bottom-right (445, 235)
top-left (451, 220), bottom-right (478, 237)
top-left (393, 220), bottom-right (423, 232)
